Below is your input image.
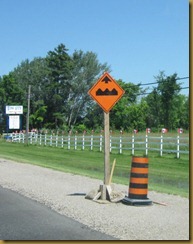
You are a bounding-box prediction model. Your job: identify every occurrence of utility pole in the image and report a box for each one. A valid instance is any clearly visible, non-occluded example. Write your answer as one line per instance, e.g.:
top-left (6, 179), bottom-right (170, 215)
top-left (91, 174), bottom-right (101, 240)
top-left (25, 85), bottom-right (31, 144)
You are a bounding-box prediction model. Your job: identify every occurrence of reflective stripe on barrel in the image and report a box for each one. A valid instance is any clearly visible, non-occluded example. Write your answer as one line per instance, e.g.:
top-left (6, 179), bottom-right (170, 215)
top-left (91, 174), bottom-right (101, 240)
top-left (129, 156), bottom-right (149, 199)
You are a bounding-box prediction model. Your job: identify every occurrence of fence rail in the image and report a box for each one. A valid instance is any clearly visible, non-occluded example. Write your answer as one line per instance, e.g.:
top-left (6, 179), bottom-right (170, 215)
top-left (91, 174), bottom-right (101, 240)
top-left (11, 133), bottom-right (189, 158)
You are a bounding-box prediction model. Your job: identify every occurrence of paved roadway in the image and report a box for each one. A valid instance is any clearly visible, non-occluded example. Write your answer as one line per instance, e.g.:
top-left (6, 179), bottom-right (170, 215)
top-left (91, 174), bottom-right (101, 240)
top-left (0, 186), bottom-right (117, 240)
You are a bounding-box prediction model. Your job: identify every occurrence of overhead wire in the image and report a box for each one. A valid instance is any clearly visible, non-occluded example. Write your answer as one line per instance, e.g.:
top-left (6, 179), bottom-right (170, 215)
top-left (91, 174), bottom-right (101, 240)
top-left (123, 76), bottom-right (189, 96)
top-left (137, 76), bottom-right (189, 86)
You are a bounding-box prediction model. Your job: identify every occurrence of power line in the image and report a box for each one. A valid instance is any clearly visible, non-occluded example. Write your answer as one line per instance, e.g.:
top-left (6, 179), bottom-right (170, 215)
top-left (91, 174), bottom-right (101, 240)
top-left (137, 76), bottom-right (189, 87)
top-left (122, 76), bottom-right (189, 97)
top-left (176, 77), bottom-right (189, 80)
top-left (135, 87), bottom-right (189, 96)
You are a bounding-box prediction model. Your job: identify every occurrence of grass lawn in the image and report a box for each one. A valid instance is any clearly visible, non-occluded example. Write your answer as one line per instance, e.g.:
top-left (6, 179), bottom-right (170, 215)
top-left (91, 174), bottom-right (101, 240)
top-left (0, 139), bottom-right (189, 198)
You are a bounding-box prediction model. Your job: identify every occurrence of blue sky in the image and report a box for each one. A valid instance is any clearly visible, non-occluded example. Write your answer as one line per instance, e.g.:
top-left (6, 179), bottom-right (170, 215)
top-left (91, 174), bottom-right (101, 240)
top-left (0, 0), bottom-right (189, 95)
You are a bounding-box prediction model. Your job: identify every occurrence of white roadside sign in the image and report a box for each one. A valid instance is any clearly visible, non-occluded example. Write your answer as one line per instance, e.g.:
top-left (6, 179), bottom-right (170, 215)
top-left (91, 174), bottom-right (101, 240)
top-left (9, 115), bottom-right (20, 129)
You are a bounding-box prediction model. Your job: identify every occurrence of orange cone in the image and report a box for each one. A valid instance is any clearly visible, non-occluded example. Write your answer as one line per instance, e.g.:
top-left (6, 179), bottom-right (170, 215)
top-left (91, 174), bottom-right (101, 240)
top-left (122, 156), bottom-right (152, 206)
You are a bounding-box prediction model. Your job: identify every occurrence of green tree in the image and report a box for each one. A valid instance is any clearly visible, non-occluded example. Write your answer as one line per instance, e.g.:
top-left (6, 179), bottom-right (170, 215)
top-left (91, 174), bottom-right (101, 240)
top-left (44, 44), bottom-right (73, 128)
top-left (66, 50), bottom-right (110, 127)
top-left (0, 74), bottom-right (25, 132)
top-left (110, 80), bottom-right (145, 131)
top-left (30, 100), bottom-right (47, 129)
top-left (173, 94), bottom-right (189, 129)
top-left (84, 80), bottom-right (146, 131)
top-left (0, 74), bottom-right (25, 105)
top-left (156, 71), bottom-right (181, 129)
top-left (144, 88), bottom-right (161, 130)
top-left (10, 44), bottom-right (110, 130)
top-left (11, 58), bottom-right (50, 130)
top-left (83, 104), bottom-right (104, 131)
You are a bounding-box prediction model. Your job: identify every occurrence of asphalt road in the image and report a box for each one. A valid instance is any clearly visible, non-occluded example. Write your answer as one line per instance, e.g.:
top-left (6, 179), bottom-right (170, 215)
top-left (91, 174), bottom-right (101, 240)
top-left (0, 186), bottom-right (117, 240)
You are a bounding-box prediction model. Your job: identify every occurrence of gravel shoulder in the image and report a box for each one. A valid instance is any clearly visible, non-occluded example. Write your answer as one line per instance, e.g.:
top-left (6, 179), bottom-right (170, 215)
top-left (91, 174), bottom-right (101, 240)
top-left (0, 158), bottom-right (189, 240)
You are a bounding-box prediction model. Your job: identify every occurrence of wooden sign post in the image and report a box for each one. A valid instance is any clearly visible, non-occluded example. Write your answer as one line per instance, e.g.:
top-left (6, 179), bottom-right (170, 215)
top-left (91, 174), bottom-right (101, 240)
top-left (88, 72), bottom-right (125, 200)
top-left (104, 111), bottom-right (110, 185)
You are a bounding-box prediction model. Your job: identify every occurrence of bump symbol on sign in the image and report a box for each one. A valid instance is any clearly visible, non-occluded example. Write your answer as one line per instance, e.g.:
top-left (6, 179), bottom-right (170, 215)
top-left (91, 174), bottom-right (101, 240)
top-left (96, 88), bottom-right (118, 96)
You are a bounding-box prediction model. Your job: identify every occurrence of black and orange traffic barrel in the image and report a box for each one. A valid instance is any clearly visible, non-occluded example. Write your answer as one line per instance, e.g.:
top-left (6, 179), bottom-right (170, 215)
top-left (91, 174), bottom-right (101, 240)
top-left (122, 156), bottom-right (152, 206)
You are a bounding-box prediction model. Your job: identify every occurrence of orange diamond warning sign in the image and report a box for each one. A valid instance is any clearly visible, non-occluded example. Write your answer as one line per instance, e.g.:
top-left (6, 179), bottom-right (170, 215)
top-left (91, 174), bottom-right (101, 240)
top-left (88, 72), bottom-right (125, 113)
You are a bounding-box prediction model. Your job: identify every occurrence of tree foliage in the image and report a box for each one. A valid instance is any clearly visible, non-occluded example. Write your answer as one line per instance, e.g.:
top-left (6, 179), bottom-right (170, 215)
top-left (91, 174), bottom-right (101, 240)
top-left (144, 71), bottom-right (188, 131)
top-left (0, 44), bottom-right (189, 133)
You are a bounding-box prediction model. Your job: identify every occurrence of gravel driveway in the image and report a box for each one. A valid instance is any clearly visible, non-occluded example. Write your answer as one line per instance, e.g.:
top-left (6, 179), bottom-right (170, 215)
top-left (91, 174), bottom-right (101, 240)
top-left (0, 158), bottom-right (189, 240)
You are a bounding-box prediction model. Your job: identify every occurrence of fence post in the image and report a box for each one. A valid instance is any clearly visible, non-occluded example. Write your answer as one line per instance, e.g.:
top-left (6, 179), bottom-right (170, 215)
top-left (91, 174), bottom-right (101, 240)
top-left (100, 134), bottom-right (103, 152)
top-left (35, 134), bottom-right (38, 144)
top-left (74, 135), bottom-right (77, 150)
top-left (177, 135), bottom-right (180, 158)
top-left (160, 134), bottom-right (163, 156)
top-left (30, 134), bottom-right (32, 144)
top-left (82, 134), bottom-right (85, 150)
top-left (110, 135), bottom-right (112, 153)
top-left (11, 133), bottom-right (14, 142)
top-left (44, 134), bottom-right (47, 146)
top-left (119, 136), bottom-right (122, 154)
top-left (145, 134), bottom-right (148, 156)
top-left (56, 135), bottom-right (58, 147)
top-left (68, 135), bottom-right (71, 149)
top-left (61, 136), bottom-right (64, 148)
top-left (39, 134), bottom-right (42, 145)
top-left (50, 135), bottom-right (52, 146)
top-left (22, 133), bottom-right (25, 143)
top-left (132, 134), bottom-right (135, 155)
top-left (90, 134), bottom-right (93, 150)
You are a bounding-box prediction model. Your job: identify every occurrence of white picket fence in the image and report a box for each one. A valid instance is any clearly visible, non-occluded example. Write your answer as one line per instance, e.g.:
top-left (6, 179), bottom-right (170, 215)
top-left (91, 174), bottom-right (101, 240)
top-left (11, 133), bottom-right (189, 158)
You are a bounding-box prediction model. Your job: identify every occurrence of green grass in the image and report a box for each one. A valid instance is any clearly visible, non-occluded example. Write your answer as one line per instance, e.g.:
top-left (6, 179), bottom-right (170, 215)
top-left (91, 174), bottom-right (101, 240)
top-left (0, 139), bottom-right (189, 198)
